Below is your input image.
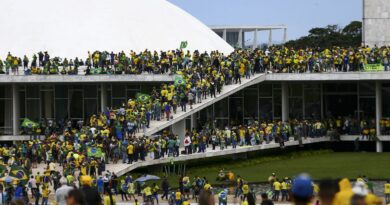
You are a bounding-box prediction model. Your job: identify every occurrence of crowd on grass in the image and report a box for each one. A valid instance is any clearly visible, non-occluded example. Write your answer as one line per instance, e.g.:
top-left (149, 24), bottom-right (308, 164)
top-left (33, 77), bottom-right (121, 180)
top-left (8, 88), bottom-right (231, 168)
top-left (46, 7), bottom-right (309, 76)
top-left (0, 169), bottom-right (388, 205)
top-left (2, 46), bottom-right (390, 75)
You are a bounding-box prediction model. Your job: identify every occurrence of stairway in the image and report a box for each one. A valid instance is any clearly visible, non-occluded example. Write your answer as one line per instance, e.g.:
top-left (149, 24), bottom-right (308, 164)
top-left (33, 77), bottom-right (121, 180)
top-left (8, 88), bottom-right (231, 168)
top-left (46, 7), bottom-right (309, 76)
top-left (142, 73), bottom-right (267, 136)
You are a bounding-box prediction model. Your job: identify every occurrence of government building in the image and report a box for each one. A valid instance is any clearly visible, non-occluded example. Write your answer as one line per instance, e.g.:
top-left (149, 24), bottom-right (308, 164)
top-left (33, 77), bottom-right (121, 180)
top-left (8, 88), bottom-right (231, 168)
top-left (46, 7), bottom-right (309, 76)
top-left (0, 0), bottom-right (389, 154)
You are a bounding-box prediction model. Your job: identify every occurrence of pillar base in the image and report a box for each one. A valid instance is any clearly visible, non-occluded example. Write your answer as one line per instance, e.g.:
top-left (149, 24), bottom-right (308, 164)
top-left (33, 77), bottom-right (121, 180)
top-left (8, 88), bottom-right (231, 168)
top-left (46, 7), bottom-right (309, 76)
top-left (376, 141), bottom-right (383, 153)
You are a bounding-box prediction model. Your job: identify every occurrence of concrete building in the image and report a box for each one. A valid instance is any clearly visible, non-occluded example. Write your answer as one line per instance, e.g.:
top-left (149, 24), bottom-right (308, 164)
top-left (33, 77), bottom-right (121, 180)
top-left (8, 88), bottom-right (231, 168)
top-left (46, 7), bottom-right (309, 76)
top-left (210, 25), bottom-right (288, 48)
top-left (363, 0), bottom-right (390, 46)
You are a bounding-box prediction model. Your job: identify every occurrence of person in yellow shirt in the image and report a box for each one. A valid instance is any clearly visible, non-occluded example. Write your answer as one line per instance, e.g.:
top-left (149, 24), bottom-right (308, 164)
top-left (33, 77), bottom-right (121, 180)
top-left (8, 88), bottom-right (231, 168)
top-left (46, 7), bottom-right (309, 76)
top-left (175, 189), bottom-right (182, 205)
top-left (272, 179), bottom-right (281, 201)
top-left (281, 178), bottom-right (288, 201)
top-left (103, 188), bottom-right (116, 205)
top-left (385, 180), bottom-right (390, 204)
top-left (144, 185), bottom-right (153, 203)
top-left (41, 184), bottom-right (51, 205)
top-left (241, 182), bottom-right (249, 201)
top-left (127, 143), bottom-right (134, 164)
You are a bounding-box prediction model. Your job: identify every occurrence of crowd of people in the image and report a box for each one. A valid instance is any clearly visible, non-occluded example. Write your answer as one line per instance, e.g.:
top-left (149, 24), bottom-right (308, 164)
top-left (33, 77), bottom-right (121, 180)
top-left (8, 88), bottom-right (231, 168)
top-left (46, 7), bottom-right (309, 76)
top-left (2, 46), bottom-right (390, 75)
top-left (0, 165), bottom-right (387, 205)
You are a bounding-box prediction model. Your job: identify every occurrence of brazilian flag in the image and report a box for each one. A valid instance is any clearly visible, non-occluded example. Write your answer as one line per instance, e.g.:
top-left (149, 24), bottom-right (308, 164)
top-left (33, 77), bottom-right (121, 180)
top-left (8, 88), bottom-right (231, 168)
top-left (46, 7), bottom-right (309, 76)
top-left (9, 166), bottom-right (29, 185)
top-left (21, 118), bottom-right (39, 129)
top-left (174, 76), bottom-right (186, 86)
top-left (180, 41), bottom-right (188, 49)
top-left (136, 93), bottom-right (151, 103)
top-left (87, 146), bottom-right (103, 158)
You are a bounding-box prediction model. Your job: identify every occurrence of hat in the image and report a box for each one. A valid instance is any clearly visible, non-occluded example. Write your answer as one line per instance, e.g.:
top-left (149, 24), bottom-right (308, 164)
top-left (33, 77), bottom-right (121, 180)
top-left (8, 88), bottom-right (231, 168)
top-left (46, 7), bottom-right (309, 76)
top-left (80, 175), bottom-right (92, 186)
top-left (291, 174), bottom-right (313, 198)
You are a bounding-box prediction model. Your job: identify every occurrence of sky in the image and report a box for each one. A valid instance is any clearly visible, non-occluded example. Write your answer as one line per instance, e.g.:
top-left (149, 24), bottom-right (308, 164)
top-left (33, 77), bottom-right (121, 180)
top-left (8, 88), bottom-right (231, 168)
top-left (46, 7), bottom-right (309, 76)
top-left (169, 0), bottom-right (362, 43)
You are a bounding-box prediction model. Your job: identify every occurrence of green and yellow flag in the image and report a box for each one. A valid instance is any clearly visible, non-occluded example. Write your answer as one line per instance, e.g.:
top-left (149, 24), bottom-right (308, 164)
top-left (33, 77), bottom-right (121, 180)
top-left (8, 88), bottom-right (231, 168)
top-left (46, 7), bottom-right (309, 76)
top-left (87, 146), bottom-right (103, 158)
top-left (9, 166), bottom-right (29, 183)
top-left (174, 76), bottom-right (186, 86)
top-left (136, 93), bottom-right (151, 103)
top-left (21, 118), bottom-right (39, 128)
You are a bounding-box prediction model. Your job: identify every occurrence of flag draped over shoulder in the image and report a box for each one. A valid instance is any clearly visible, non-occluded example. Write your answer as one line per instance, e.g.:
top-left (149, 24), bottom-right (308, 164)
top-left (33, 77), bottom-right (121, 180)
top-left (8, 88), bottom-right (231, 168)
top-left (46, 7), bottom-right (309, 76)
top-left (174, 76), bottom-right (186, 86)
top-left (136, 93), bottom-right (151, 103)
top-left (9, 166), bottom-right (29, 183)
top-left (87, 146), bottom-right (103, 158)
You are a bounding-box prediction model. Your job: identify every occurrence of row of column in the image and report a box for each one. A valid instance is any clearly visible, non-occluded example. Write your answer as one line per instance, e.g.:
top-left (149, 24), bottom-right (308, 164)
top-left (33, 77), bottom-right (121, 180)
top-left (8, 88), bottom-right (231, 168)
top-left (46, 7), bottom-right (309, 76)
top-left (222, 28), bottom-right (288, 49)
top-left (280, 82), bottom-right (384, 152)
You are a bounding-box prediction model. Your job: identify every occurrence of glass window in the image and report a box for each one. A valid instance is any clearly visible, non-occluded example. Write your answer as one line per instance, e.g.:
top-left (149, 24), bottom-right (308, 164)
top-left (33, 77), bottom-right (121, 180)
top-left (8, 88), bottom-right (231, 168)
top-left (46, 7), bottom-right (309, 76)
top-left (84, 85), bottom-right (97, 98)
top-left (0, 85), bottom-right (12, 99)
top-left (289, 98), bottom-right (303, 119)
top-left (55, 99), bottom-right (68, 120)
top-left (304, 90), bottom-right (321, 119)
top-left (26, 99), bottom-right (40, 121)
top-left (41, 91), bottom-right (54, 119)
top-left (382, 87), bottom-right (390, 117)
top-left (215, 119), bottom-right (229, 129)
top-left (359, 82), bottom-right (375, 97)
top-left (259, 98), bottom-right (273, 120)
top-left (229, 98), bottom-right (243, 125)
top-left (324, 83), bottom-right (357, 93)
top-left (112, 99), bottom-right (125, 108)
top-left (69, 90), bottom-right (83, 118)
top-left (55, 85), bottom-right (68, 98)
top-left (19, 91), bottom-right (25, 118)
top-left (324, 94), bottom-right (357, 118)
top-left (84, 99), bottom-right (97, 119)
top-left (214, 98), bottom-right (228, 118)
top-left (273, 89), bottom-right (281, 119)
top-left (244, 89), bottom-right (258, 119)
top-left (359, 98), bottom-right (375, 120)
top-left (0, 99), bottom-right (13, 135)
top-left (112, 85), bottom-right (126, 98)
top-left (26, 85), bottom-right (40, 98)
top-left (289, 84), bottom-right (303, 97)
top-left (259, 84), bottom-right (272, 97)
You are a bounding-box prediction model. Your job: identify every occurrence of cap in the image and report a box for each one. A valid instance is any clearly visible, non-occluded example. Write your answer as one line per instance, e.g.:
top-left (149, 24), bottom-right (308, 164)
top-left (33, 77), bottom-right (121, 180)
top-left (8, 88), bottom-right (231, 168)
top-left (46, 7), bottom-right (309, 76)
top-left (291, 174), bottom-right (313, 198)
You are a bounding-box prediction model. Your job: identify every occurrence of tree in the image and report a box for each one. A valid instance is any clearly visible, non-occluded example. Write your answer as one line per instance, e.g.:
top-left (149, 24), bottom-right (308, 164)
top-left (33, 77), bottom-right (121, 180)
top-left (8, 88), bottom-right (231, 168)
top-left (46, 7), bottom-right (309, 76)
top-left (285, 21), bottom-right (362, 48)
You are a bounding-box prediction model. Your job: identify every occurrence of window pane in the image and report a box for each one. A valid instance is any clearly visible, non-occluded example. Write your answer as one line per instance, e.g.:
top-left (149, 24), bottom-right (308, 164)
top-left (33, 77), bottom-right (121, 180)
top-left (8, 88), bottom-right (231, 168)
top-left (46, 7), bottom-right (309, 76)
top-left (69, 90), bottom-right (83, 118)
top-left (112, 85), bottom-right (126, 98)
top-left (273, 89), bottom-right (281, 119)
top-left (214, 98), bottom-right (228, 118)
top-left (55, 99), bottom-right (68, 120)
top-left (41, 91), bottom-right (54, 119)
top-left (289, 98), bottom-right (303, 119)
top-left (55, 85), bottom-right (68, 98)
top-left (84, 85), bottom-right (97, 98)
top-left (244, 89), bottom-right (258, 119)
top-left (84, 99), bottom-right (97, 119)
top-left (26, 85), bottom-right (40, 98)
top-left (289, 84), bottom-right (302, 97)
top-left (229, 98), bottom-right (243, 125)
top-left (259, 84), bottom-right (272, 97)
top-left (304, 90), bottom-right (321, 119)
top-left (0, 99), bottom-right (13, 135)
top-left (259, 98), bottom-right (272, 120)
top-left (26, 99), bottom-right (40, 121)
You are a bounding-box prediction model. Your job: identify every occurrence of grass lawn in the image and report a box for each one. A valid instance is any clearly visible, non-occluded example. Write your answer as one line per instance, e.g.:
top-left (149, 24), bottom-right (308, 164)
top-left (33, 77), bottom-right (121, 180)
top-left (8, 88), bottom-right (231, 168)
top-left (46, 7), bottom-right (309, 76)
top-left (131, 151), bottom-right (390, 186)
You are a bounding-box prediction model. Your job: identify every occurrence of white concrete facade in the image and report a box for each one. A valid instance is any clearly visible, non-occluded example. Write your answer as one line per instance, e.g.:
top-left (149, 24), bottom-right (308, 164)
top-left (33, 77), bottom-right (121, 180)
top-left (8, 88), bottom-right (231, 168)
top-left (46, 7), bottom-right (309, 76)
top-left (363, 0), bottom-right (390, 46)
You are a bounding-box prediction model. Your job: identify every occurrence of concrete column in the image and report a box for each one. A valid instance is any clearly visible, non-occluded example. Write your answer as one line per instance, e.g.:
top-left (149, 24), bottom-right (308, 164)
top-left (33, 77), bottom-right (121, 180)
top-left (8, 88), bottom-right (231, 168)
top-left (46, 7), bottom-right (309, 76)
top-left (12, 84), bottom-right (19, 136)
top-left (268, 29), bottom-right (273, 47)
top-left (100, 83), bottom-right (107, 112)
top-left (190, 113), bottom-right (197, 130)
top-left (376, 141), bottom-right (383, 153)
top-left (281, 82), bottom-right (289, 122)
top-left (375, 81), bottom-right (382, 136)
top-left (222, 29), bottom-right (227, 41)
top-left (238, 29), bottom-right (243, 48)
top-left (283, 28), bottom-right (287, 44)
top-left (252, 29), bottom-right (258, 49)
top-left (172, 119), bottom-right (186, 147)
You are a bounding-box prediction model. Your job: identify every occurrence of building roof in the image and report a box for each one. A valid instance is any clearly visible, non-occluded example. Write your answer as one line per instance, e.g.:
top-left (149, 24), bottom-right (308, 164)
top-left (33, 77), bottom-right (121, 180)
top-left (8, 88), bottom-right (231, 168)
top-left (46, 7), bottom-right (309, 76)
top-left (0, 0), bottom-right (234, 59)
top-left (209, 25), bottom-right (287, 31)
